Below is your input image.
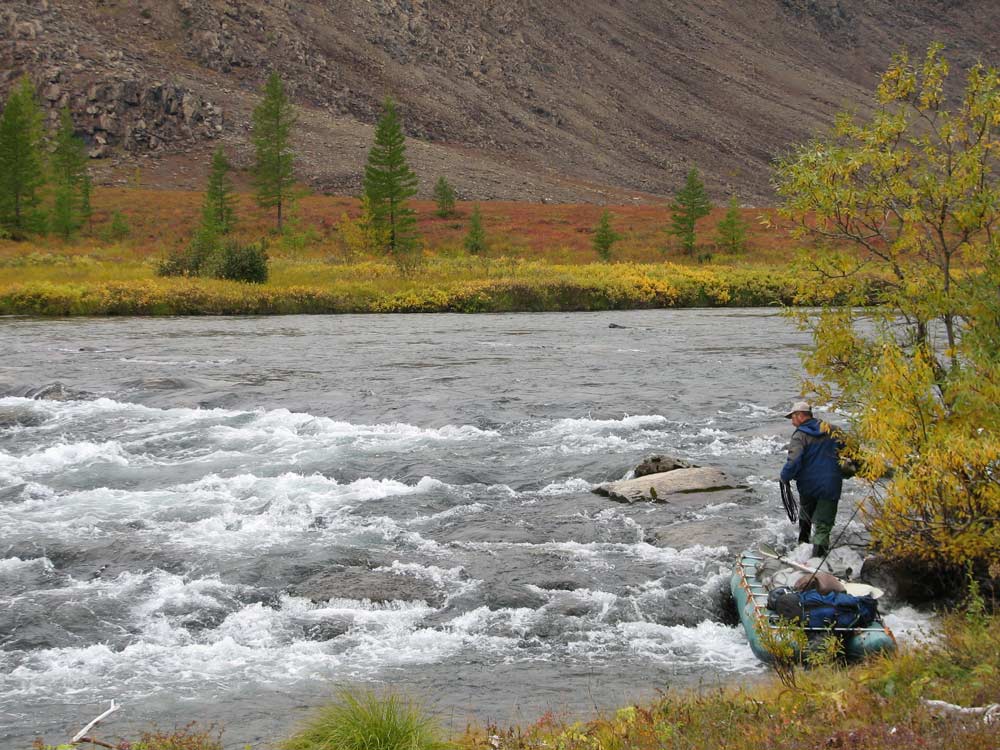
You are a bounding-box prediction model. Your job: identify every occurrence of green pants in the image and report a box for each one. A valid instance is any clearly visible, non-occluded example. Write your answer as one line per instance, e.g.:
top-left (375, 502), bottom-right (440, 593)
top-left (799, 494), bottom-right (839, 548)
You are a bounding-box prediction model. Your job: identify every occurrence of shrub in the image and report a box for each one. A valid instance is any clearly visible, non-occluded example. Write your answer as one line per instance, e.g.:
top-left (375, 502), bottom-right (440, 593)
top-left (282, 689), bottom-right (449, 750)
top-left (101, 210), bottom-right (131, 242)
top-left (156, 228), bottom-right (218, 277)
top-left (210, 239), bottom-right (269, 284)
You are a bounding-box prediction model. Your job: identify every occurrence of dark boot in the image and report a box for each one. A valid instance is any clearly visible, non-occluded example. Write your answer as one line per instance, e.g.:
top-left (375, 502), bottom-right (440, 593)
top-left (812, 544), bottom-right (828, 559)
top-left (798, 520), bottom-right (811, 545)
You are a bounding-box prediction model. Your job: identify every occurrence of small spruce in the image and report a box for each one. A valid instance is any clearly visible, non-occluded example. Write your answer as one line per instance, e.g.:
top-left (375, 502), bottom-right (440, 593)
top-left (715, 195), bottom-right (748, 254)
top-left (201, 146), bottom-right (237, 235)
top-left (464, 203), bottom-right (487, 255)
top-left (667, 167), bottom-right (712, 255)
top-left (592, 209), bottom-right (620, 262)
top-left (433, 176), bottom-right (457, 218)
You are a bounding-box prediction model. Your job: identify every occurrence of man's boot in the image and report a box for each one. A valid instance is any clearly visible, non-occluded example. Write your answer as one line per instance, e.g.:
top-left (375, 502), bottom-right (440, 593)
top-left (812, 544), bottom-right (828, 559)
top-left (798, 520), bottom-right (811, 545)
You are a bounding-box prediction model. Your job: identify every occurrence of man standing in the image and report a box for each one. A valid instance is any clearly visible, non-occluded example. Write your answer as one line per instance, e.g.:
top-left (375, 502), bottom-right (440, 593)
top-left (780, 401), bottom-right (843, 558)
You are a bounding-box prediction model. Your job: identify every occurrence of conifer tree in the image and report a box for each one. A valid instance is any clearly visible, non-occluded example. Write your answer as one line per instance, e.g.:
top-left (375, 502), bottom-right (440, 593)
top-left (592, 209), bottom-right (620, 262)
top-left (252, 72), bottom-right (296, 233)
top-left (49, 107), bottom-right (88, 239)
top-left (363, 97), bottom-right (420, 263)
top-left (464, 203), bottom-right (487, 255)
top-left (0, 76), bottom-right (46, 238)
top-left (667, 167), bottom-right (712, 255)
top-left (433, 176), bottom-right (456, 218)
top-left (715, 195), bottom-right (748, 254)
top-left (201, 146), bottom-right (237, 235)
top-left (79, 172), bottom-right (93, 229)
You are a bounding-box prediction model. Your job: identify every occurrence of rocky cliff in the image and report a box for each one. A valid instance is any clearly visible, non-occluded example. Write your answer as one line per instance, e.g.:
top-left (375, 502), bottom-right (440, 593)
top-left (2, 1), bottom-right (997, 202)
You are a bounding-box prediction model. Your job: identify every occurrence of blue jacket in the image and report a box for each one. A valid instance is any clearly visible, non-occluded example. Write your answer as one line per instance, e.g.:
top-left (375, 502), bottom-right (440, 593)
top-left (780, 418), bottom-right (843, 500)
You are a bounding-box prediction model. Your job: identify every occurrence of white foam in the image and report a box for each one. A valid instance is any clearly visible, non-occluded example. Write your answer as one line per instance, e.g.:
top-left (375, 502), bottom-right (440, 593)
top-left (695, 430), bottom-right (786, 457)
top-left (536, 477), bottom-right (594, 495)
top-left (882, 606), bottom-right (937, 645)
top-left (0, 440), bottom-right (131, 476)
top-left (617, 620), bottom-right (764, 673)
top-left (543, 414), bottom-right (668, 434)
top-left (376, 561), bottom-right (471, 592)
top-left (0, 556), bottom-right (55, 577)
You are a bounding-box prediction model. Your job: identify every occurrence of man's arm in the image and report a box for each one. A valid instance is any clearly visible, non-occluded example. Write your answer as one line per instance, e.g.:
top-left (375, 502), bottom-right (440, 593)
top-left (780, 430), bottom-right (805, 482)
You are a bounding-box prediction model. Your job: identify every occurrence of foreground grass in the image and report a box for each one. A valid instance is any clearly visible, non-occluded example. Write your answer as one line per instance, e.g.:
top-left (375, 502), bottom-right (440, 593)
top-left (454, 608), bottom-right (1000, 750)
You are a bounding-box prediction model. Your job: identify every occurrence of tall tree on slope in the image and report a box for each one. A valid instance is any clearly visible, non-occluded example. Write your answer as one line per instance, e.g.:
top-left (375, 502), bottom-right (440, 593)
top-left (364, 96), bottom-right (420, 268)
top-left (667, 167), bottom-right (712, 256)
top-left (252, 72), bottom-right (296, 233)
top-left (0, 76), bottom-right (47, 238)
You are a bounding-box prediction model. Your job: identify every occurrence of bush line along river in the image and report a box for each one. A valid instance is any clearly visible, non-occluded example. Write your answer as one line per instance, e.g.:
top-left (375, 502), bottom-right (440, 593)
top-left (0, 262), bottom-right (886, 316)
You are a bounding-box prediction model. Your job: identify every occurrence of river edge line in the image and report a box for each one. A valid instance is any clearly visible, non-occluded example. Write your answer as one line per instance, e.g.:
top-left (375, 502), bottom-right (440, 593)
top-left (0, 270), bottom-right (883, 316)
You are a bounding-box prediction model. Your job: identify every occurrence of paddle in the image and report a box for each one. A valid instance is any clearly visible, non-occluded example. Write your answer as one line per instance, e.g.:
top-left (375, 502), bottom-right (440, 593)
top-left (757, 543), bottom-right (884, 599)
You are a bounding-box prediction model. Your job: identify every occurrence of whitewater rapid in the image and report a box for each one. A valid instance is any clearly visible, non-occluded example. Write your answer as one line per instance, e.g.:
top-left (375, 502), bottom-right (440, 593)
top-left (0, 311), bottom-right (934, 747)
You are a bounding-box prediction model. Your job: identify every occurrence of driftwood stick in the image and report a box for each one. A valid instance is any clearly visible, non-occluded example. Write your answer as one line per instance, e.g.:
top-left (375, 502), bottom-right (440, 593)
top-left (923, 699), bottom-right (1000, 724)
top-left (71, 700), bottom-right (120, 743)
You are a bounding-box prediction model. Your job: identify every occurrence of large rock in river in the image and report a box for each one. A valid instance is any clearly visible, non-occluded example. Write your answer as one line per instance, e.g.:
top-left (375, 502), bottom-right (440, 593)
top-left (594, 467), bottom-right (745, 504)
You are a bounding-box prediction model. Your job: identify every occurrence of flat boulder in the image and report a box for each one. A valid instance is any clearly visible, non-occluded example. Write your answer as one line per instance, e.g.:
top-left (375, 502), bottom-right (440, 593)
top-left (594, 467), bottom-right (744, 504)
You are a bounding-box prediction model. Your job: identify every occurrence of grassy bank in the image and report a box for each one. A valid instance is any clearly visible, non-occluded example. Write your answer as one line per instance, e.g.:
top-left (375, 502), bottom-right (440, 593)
top-left (456, 607), bottom-right (1000, 750)
top-left (0, 258), bottom-right (866, 316)
top-left (0, 187), bottom-right (878, 316)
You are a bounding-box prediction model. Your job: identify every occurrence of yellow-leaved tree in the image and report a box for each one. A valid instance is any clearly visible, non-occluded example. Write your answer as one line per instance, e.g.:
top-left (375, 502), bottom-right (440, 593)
top-left (774, 43), bottom-right (1000, 577)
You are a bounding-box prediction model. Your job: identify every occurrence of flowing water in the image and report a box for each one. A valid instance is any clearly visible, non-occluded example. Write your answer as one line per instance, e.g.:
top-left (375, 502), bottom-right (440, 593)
top-left (0, 310), bottom-right (929, 747)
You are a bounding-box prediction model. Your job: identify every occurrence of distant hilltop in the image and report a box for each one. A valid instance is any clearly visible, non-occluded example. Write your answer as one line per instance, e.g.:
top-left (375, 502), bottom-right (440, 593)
top-left (1, 0), bottom-right (997, 203)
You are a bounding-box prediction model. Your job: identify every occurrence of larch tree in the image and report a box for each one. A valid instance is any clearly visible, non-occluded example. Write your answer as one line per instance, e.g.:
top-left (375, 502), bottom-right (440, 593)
top-left (667, 167), bottom-right (712, 255)
top-left (252, 72), bottom-right (296, 233)
top-left (774, 43), bottom-right (1000, 577)
top-left (201, 146), bottom-right (237, 236)
top-left (49, 107), bottom-right (89, 239)
top-left (0, 76), bottom-right (47, 238)
top-left (464, 203), bottom-right (486, 256)
top-left (363, 96), bottom-right (420, 267)
top-left (715, 196), bottom-right (748, 254)
top-left (433, 176), bottom-right (457, 218)
top-left (592, 209), bottom-right (620, 262)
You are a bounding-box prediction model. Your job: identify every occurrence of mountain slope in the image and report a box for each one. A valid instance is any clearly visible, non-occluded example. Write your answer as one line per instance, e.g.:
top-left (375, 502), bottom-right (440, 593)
top-left (2, 0), bottom-right (998, 202)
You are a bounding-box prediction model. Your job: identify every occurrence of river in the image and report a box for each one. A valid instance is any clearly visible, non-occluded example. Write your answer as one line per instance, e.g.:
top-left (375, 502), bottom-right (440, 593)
top-left (0, 310), bottom-right (927, 748)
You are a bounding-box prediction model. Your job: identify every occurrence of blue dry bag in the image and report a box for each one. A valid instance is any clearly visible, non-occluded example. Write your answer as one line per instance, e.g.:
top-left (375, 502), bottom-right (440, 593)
top-left (799, 590), bottom-right (878, 630)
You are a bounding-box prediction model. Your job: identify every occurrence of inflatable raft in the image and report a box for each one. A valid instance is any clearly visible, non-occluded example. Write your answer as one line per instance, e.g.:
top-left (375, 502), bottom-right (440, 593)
top-left (731, 549), bottom-right (897, 663)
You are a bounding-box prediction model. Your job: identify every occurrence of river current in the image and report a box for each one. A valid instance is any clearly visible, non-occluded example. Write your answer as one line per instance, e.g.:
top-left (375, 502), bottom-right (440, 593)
top-left (0, 310), bottom-right (927, 747)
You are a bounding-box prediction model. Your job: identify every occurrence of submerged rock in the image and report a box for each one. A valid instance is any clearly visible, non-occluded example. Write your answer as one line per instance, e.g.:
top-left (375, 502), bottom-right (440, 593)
top-left (594, 467), bottom-right (745, 504)
top-left (291, 566), bottom-right (445, 606)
